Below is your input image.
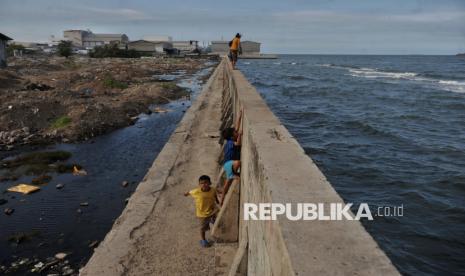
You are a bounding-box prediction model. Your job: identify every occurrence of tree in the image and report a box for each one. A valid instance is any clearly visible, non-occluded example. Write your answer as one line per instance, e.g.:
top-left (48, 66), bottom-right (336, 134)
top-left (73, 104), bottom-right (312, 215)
top-left (57, 40), bottom-right (72, 58)
top-left (88, 44), bottom-right (141, 58)
top-left (6, 43), bottom-right (25, 56)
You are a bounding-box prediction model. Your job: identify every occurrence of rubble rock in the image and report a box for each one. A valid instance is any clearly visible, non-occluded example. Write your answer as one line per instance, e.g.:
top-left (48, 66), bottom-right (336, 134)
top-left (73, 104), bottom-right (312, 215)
top-left (4, 208), bottom-right (14, 215)
top-left (55, 252), bottom-right (67, 260)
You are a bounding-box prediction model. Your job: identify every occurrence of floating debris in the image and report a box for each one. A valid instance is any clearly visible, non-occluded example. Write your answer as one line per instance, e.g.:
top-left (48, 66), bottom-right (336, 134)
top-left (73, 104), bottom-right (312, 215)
top-left (7, 184), bottom-right (40, 194)
top-left (88, 240), bottom-right (99, 248)
top-left (72, 166), bottom-right (87, 176)
top-left (56, 183), bottom-right (64, 189)
top-left (55, 253), bottom-right (67, 260)
top-left (31, 174), bottom-right (52, 185)
top-left (153, 107), bottom-right (171, 113)
top-left (121, 181), bottom-right (129, 187)
top-left (80, 202), bottom-right (89, 207)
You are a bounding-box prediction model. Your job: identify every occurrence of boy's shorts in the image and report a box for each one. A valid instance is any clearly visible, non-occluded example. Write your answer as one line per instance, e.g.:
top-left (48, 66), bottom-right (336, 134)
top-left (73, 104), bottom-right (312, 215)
top-left (224, 160), bottom-right (236, 180)
top-left (199, 214), bottom-right (216, 231)
top-left (230, 50), bottom-right (238, 62)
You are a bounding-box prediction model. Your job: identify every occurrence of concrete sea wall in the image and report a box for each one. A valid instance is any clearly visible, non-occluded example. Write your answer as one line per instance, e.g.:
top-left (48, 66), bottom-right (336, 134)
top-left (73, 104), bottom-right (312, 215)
top-left (81, 57), bottom-right (400, 275)
top-left (217, 58), bottom-right (399, 275)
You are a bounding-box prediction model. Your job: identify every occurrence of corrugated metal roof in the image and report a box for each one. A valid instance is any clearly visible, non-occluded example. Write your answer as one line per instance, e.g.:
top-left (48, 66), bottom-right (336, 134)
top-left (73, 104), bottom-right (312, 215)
top-left (0, 33), bottom-right (13, 41)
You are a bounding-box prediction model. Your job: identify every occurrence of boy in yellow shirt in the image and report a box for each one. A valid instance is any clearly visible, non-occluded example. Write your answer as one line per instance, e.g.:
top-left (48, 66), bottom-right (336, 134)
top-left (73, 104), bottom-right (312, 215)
top-left (184, 175), bottom-right (218, 247)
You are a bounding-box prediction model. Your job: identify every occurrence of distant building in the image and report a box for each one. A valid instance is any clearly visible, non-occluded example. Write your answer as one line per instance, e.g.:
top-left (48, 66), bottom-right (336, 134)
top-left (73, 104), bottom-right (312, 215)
top-left (173, 40), bottom-right (199, 53)
top-left (210, 41), bottom-right (229, 54)
top-left (241, 41), bottom-right (261, 55)
top-left (0, 33), bottom-right (13, 68)
top-left (127, 40), bottom-right (173, 54)
top-left (63, 30), bottom-right (129, 48)
top-left (143, 35), bottom-right (172, 42)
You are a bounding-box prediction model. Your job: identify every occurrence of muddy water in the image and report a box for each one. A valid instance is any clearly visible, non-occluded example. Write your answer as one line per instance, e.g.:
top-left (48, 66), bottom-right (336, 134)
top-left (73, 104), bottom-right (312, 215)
top-left (0, 64), bottom-right (216, 275)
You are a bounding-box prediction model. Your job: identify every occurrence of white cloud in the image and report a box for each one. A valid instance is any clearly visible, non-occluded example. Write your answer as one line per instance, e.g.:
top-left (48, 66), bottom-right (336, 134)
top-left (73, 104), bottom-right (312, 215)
top-left (85, 8), bottom-right (152, 21)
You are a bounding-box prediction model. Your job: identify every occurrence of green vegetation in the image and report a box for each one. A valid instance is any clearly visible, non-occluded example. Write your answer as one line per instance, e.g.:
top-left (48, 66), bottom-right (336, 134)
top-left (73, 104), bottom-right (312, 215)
top-left (57, 40), bottom-right (73, 58)
top-left (6, 43), bottom-right (25, 56)
top-left (160, 82), bottom-right (178, 90)
top-left (63, 59), bottom-right (81, 69)
top-left (89, 44), bottom-right (141, 58)
top-left (103, 75), bottom-right (128, 89)
top-left (2, 151), bottom-right (72, 169)
top-left (0, 151), bottom-right (78, 178)
top-left (8, 230), bottom-right (41, 244)
top-left (51, 116), bottom-right (72, 129)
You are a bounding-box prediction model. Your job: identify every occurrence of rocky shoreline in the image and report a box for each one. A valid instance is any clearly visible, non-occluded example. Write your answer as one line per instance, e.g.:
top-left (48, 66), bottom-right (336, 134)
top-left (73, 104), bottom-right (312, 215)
top-left (0, 55), bottom-right (218, 151)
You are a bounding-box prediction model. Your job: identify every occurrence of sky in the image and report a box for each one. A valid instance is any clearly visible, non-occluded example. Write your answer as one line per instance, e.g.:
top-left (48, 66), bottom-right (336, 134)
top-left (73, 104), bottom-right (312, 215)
top-left (1, 0), bottom-right (464, 54)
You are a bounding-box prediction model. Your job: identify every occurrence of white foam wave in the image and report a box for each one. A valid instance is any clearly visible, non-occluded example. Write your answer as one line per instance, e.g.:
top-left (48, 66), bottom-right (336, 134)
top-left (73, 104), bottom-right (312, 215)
top-left (348, 68), bottom-right (418, 80)
top-left (345, 67), bottom-right (465, 93)
top-left (438, 80), bottom-right (465, 93)
top-left (439, 80), bottom-right (465, 86)
top-left (318, 63), bottom-right (465, 93)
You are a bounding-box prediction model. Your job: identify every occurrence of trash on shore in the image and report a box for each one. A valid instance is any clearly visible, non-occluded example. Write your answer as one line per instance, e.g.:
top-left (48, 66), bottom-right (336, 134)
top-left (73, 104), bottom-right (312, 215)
top-left (88, 240), bottom-right (99, 248)
top-left (153, 107), bottom-right (171, 113)
top-left (7, 184), bottom-right (40, 194)
top-left (72, 166), bottom-right (87, 176)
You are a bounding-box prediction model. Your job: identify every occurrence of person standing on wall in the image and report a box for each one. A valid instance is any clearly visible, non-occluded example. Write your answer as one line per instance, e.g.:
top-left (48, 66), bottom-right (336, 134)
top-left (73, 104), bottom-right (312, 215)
top-left (229, 33), bottom-right (242, 70)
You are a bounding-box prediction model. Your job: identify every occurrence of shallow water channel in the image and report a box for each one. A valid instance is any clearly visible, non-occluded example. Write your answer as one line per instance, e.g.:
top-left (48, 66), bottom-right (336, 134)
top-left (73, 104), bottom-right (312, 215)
top-left (0, 63), bottom-right (216, 275)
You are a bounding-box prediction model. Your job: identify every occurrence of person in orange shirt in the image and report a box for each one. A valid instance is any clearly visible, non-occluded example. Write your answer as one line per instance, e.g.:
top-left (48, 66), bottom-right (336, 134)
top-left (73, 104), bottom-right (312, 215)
top-left (229, 33), bottom-right (242, 70)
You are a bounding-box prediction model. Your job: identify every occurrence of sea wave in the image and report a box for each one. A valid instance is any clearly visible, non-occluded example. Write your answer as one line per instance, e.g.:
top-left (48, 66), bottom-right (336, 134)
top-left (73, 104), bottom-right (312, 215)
top-left (348, 68), bottom-right (418, 79)
top-left (320, 64), bottom-right (465, 93)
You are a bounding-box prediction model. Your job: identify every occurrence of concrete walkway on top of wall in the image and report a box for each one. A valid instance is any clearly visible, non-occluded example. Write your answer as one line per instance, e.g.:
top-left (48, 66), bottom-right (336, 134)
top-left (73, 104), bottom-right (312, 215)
top-left (81, 61), bottom-right (225, 276)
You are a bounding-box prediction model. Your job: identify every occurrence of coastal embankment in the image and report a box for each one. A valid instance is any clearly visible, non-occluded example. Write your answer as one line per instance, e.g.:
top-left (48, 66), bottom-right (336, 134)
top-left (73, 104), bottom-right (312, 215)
top-left (81, 58), bottom-right (399, 275)
top-left (0, 56), bottom-right (215, 150)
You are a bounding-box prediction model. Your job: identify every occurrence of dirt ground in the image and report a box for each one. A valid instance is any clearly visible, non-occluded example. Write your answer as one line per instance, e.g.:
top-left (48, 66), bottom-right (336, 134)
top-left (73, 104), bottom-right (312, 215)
top-left (0, 54), bottom-right (217, 150)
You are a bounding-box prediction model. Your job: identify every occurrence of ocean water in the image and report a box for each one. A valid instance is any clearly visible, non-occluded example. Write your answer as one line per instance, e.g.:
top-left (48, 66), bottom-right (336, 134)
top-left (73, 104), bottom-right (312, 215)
top-left (239, 55), bottom-right (465, 275)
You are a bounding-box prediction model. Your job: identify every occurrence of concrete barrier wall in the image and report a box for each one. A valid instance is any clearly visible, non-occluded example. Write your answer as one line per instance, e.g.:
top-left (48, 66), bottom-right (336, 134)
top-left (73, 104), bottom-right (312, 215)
top-left (220, 58), bottom-right (400, 275)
